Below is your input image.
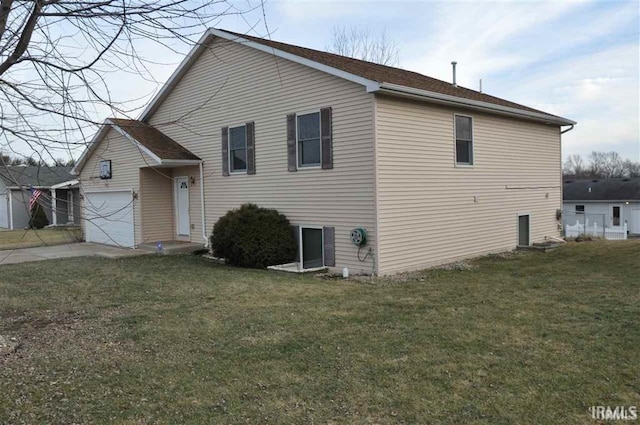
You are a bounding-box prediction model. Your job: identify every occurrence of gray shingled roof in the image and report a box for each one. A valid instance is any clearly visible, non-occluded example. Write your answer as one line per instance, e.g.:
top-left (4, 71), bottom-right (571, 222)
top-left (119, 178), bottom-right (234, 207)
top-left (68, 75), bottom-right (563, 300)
top-left (0, 165), bottom-right (75, 188)
top-left (563, 178), bottom-right (640, 201)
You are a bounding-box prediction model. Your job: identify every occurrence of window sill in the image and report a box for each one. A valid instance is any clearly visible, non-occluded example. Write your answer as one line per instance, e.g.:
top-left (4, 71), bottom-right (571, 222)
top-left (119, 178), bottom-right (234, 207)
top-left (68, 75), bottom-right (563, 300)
top-left (297, 165), bottom-right (322, 170)
top-left (455, 163), bottom-right (475, 168)
top-left (267, 262), bottom-right (328, 273)
top-left (229, 171), bottom-right (248, 175)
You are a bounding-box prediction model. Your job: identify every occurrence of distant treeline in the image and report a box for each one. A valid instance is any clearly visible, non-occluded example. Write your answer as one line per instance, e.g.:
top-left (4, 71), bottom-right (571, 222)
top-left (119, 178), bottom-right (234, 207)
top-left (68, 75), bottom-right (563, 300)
top-left (563, 151), bottom-right (639, 178)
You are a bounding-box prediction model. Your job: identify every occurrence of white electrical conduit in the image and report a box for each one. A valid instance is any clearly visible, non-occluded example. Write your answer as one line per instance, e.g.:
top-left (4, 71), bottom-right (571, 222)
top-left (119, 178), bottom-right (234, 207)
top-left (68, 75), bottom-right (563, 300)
top-left (199, 162), bottom-right (208, 247)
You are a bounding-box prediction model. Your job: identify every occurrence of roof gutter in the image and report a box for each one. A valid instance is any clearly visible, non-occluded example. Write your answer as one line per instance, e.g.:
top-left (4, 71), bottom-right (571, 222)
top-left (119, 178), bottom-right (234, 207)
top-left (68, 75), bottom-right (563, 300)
top-left (561, 124), bottom-right (575, 134)
top-left (372, 83), bottom-right (576, 126)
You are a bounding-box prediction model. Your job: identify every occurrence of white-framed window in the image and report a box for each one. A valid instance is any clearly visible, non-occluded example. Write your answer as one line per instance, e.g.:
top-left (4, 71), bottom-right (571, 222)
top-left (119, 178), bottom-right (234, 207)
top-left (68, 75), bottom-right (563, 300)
top-left (296, 112), bottom-right (321, 168)
top-left (454, 114), bottom-right (473, 165)
top-left (575, 205), bottom-right (585, 214)
top-left (229, 125), bottom-right (247, 173)
top-left (299, 226), bottom-right (324, 269)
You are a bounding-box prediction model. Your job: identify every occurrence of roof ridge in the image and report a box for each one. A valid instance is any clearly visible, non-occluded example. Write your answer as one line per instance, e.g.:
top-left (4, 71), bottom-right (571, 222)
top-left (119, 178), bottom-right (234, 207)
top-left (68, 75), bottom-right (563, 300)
top-left (215, 28), bottom-right (566, 120)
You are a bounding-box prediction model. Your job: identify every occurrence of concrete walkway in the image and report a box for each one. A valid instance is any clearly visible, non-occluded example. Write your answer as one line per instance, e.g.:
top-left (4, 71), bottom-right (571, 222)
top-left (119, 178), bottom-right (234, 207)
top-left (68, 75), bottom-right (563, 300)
top-left (0, 243), bottom-right (150, 266)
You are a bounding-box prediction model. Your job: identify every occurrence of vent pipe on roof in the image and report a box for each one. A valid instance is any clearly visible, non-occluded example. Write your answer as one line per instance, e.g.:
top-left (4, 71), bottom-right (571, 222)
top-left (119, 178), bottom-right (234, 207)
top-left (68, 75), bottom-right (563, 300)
top-left (451, 61), bottom-right (457, 87)
top-left (479, 78), bottom-right (483, 93)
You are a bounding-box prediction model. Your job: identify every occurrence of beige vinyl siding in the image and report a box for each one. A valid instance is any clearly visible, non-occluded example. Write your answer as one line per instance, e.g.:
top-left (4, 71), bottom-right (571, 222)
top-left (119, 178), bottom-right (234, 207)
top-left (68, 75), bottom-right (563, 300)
top-left (375, 95), bottom-right (562, 275)
top-left (78, 128), bottom-right (156, 245)
top-left (147, 38), bottom-right (376, 273)
top-left (140, 168), bottom-right (174, 242)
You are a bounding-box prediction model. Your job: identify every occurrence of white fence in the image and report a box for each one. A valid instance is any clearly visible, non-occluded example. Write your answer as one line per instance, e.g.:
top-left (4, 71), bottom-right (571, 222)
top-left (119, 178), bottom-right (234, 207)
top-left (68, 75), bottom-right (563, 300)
top-left (564, 218), bottom-right (627, 240)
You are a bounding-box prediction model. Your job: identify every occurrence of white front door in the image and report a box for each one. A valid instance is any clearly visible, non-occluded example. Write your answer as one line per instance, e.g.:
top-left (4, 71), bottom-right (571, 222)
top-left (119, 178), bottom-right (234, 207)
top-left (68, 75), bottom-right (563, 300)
top-left (175, 177), bottom-right (190, 236)
top-left (631, 209), bottom-right (640, 234)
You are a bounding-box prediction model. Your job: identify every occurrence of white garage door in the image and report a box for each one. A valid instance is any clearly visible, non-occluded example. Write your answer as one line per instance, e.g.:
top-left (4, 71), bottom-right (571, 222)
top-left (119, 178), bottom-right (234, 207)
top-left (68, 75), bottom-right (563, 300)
top-left (0, 193), bottom-right (8, 228)
top-left (84, 191), bottom-right (134, 247)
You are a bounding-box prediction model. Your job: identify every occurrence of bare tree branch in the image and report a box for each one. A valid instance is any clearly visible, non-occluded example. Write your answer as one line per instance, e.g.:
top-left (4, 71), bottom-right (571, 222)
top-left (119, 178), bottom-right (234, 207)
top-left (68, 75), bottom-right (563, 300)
top-left (327, 25), bottom-right (400, 66)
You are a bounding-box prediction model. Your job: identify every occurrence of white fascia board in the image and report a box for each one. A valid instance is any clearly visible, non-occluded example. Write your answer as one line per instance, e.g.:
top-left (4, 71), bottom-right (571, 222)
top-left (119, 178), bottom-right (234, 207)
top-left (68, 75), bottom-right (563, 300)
top-left (50, 179), bottom-right (80, 190)
top-left (105, 120), bottom-right (163, 165)
top-left (7, 185), bottom-right (51, 190)
top-left (564, 199), bottom-right (640, 203)
top-left (139, 31), bottom-right (213, 122)
top-left (71, 122), bottom-right (112, 175)
top-left (159, 159), bottom-right (202, 166)
top-left (376, 83), bottom-right (576, 126)
top-left (138, 29), bottom-right (380, 124)
top-left (209, 29), bottom-right (381, 92)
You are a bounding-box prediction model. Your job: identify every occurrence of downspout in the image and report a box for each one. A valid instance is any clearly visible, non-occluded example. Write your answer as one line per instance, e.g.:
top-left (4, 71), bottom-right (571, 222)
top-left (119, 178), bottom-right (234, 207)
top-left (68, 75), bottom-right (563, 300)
top-left (199, 161), bottom-right (208, 248)
top-left (561, 124), bottom-right (575, 134)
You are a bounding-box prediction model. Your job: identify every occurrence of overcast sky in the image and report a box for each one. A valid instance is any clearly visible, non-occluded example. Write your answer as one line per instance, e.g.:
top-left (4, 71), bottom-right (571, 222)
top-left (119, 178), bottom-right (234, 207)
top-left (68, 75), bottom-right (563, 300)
top-left (244, 0), bottom-right (640, 161)
top-left (13, 0), bottom-right (639, 162)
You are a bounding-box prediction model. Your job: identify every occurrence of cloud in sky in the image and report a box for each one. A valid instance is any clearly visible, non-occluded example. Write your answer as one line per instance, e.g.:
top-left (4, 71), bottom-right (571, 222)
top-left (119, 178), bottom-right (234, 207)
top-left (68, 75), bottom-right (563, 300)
top-left (264, 0), bottom-right (639, 161)
top-left (7, 0), bottom-right (638, 162)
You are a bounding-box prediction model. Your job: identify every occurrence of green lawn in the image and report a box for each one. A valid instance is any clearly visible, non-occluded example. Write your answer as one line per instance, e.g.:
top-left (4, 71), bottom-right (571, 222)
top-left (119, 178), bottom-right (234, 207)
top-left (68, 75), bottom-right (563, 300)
top-left (0, 228), bottom-right (82, 250)
top-left (0, 241), bottom-right (638, 424)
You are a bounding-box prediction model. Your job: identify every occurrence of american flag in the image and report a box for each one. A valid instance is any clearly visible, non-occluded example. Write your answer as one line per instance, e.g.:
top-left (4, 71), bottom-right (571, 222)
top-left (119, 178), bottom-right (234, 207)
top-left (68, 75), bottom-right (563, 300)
top-left (29, 187), bottom-right (43, 210)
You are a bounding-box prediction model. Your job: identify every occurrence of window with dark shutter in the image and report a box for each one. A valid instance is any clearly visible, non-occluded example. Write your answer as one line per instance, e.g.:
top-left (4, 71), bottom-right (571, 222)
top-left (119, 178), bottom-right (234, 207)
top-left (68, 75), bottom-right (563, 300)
top-left (323, 226), bottom-right (335, 267)
top-left (246, 121), bottom-right (256, 175)
top-left (221, 127), bottom-right (229, 176)
top-left (297, 112), bottom-right (321, 167)
top-left (229, 125), bottom-right (247, 173)
top-left (321, 107), bottom-right (333, 169)
top-left (287, 114), bottom-right (297, 172)
top-left (292, 225), bottom-right (300, 262)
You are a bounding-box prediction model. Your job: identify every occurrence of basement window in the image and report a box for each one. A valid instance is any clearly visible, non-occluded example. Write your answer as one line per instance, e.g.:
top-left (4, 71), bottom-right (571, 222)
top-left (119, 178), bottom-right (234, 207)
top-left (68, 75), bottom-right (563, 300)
top-left (455, 115), bottom-right (473, 165)
top-left (576, 205), bottom-right (585, 214)
top-left (301, 227), bottom-right (323, 269)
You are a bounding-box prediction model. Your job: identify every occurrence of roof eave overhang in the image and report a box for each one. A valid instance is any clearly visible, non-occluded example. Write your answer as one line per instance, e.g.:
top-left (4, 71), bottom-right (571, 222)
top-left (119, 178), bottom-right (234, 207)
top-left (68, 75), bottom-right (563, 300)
top-left (158, 159), bottom-right (202, 166)
top-left (72, 120), bottom-right (201, 175)
top-left (50, 179), bottom-right (79, 190)
top-left (137, 27), bottom-right (575, 130)
top-left (7, 185), bottom-right (51, 190)
top-left (138, 29), bottom-right (381, 123)
top-left (373, 83), bottom-right (576, 126)
top-left (563, 199), bottom-right (639, 203)
top-left (71, 122), bottom-right (111, 175)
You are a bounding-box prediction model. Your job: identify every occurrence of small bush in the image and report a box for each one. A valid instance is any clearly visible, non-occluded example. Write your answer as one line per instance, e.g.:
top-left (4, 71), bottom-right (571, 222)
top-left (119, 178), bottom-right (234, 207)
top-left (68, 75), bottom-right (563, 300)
top-left (210, 204), bottom-right (297, 268)
top-left (29, 203), bottom-right (49, 229)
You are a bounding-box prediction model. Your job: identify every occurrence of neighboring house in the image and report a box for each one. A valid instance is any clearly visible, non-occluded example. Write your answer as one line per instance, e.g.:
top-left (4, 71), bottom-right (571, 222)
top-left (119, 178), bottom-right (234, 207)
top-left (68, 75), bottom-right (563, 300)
top-left (72, 29), bottom-right (575, 275)
top-left (563, 177), bottom-right (640, 236)
top-left (0, 165), bottom-right (80, 229)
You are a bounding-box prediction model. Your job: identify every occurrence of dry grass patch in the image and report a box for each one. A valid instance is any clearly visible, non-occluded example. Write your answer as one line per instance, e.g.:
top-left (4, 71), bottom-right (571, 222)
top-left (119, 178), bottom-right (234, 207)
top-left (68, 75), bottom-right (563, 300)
top-left (0, 240), bottom-right (638, 423)
top-left (0, 228), bottom-right (82, 250)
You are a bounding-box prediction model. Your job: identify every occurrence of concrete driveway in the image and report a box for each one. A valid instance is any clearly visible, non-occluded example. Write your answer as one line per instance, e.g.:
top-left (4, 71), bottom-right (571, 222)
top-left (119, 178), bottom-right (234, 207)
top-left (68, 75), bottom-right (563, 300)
top-left (0, 243), bottom-right (150, 266)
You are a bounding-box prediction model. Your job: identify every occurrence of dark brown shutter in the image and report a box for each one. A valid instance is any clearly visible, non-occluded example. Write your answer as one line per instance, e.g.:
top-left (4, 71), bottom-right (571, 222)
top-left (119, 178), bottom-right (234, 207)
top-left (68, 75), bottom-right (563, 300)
top-left (320, 107), bottom-right (333, 169)
top-left (287, 114), bottom-right (297, 172)
top-left (246, 121), bottom-right (255, 175)
top-left (221, 126), bottom-right (229, 177)
top-left (323, 226), bottom-right (335, 267)
top-left (292, 225), bottom-right (300, 262)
